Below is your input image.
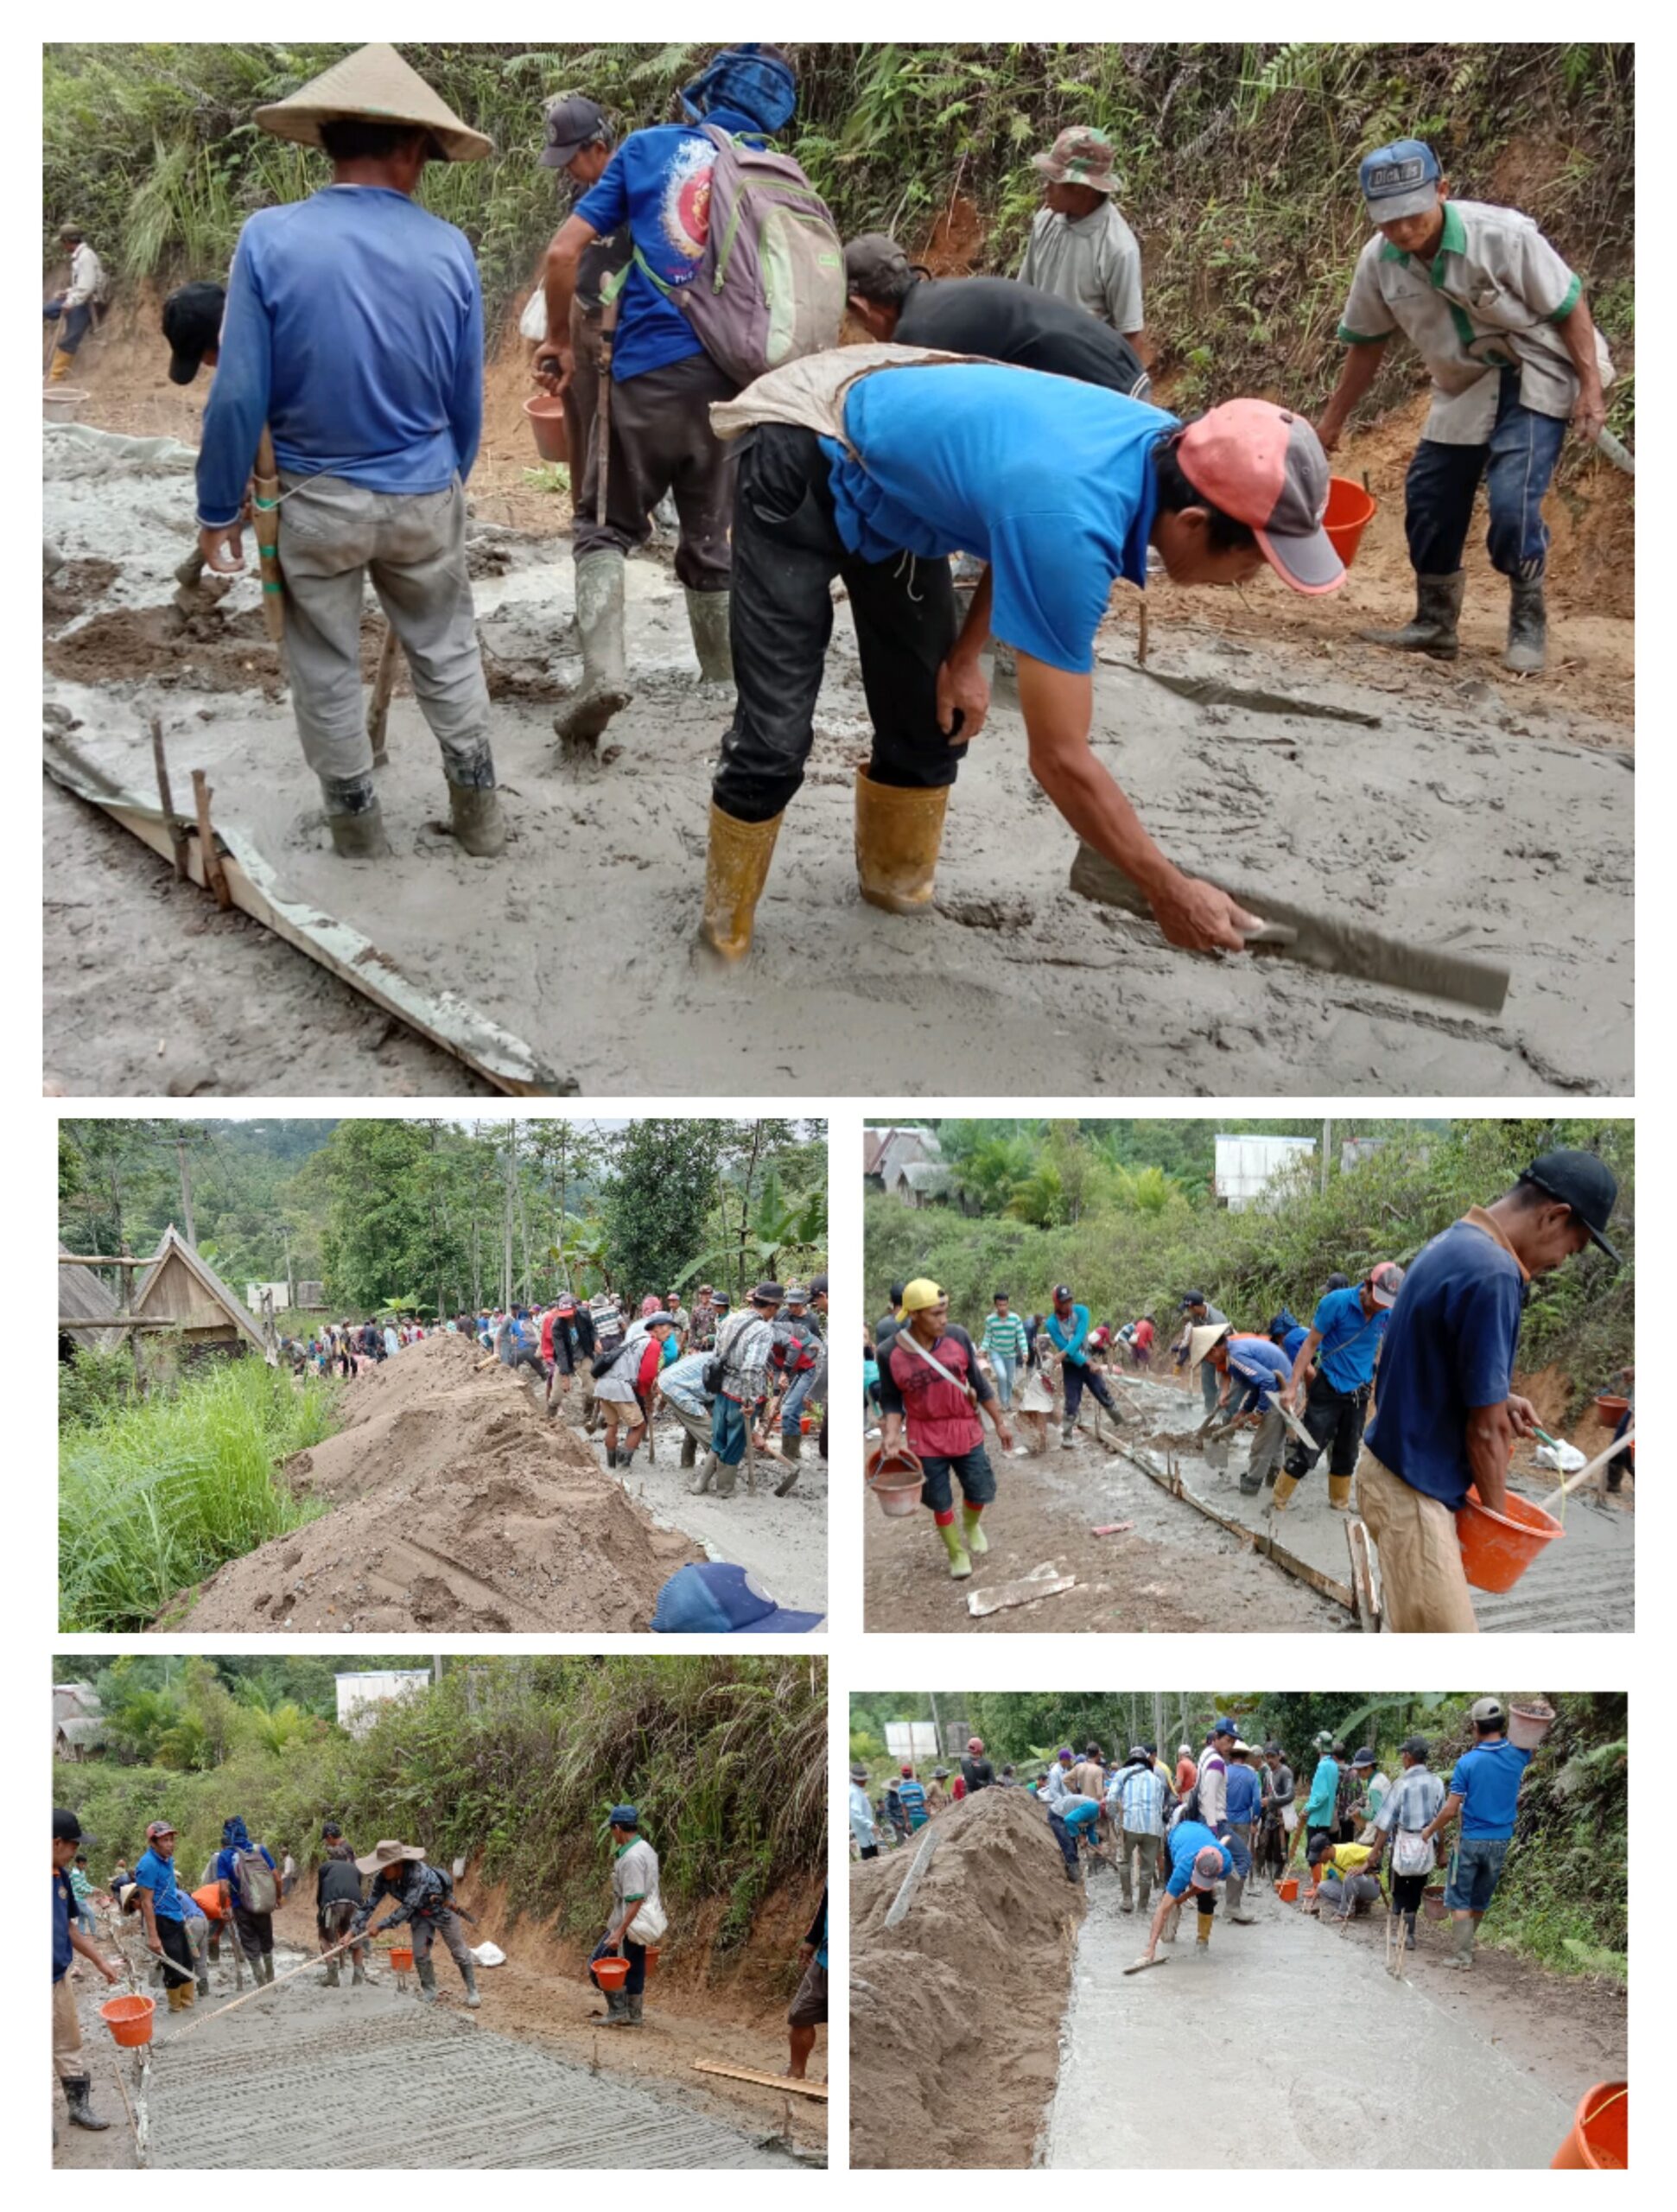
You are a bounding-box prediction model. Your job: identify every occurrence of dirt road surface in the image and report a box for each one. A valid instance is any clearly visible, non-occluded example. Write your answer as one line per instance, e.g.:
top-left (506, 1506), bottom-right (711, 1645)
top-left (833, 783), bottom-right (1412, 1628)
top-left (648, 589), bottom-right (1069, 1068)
top-left (56, 1932), bottom-right (797, 2169)
top-left (44, 413), bottom-right (1632, 1097)
top-left (1044, 1866), bottom-right (1621, 2168)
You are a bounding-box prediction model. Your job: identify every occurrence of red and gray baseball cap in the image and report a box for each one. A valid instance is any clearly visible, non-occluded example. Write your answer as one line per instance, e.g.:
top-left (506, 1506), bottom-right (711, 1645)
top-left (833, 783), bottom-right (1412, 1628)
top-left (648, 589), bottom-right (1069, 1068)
top-left (1175, 400), bottom-right (1345, 596)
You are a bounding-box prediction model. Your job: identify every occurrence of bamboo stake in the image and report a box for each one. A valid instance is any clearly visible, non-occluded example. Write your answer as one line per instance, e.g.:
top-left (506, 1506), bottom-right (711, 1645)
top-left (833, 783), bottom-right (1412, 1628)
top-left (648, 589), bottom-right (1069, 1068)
top-left (367, 622), bottom-right (401, 767)
top-left (149, 717), bottom-right (187, 880)
top-left (189, 771), bottom-right (232, 910)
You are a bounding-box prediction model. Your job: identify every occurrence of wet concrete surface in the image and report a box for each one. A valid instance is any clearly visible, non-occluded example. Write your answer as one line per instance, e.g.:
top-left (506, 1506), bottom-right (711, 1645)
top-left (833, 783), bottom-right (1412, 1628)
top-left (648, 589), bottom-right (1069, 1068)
top-left (1044, 1873), bottom-right (1573, 2169)
top-left (69, 1944), bottom-right (790, 2169)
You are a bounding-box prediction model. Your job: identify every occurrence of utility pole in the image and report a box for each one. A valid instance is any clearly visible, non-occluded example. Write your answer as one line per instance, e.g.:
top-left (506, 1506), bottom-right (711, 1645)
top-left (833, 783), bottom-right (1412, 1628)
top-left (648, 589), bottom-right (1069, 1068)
top-left (281, 1224), bottom-right (295, 1308)
top-left (501, 1127), bottom-right (516, 1311)
top-left (1321, 1117), bottom-right (1331, 1196)
top-left (173, 1129), bottom-right (197, 1243)
top-left (928, 1689), bottom-right (946, 1759)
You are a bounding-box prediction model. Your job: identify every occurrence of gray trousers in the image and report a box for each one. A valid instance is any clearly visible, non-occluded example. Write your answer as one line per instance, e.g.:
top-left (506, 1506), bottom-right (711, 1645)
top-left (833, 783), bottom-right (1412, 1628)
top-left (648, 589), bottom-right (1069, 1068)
top-left (571, 351), bottom-right (738, 590)
top-left (663, 1395), bottom-right (715, 1462)
top-left (1202, 1360), bottom-right (1222, 1417)
top-left (277, 473), bottom-right (493, 798)
top-left (1116, 1827), bottom-right (1160, 1910)
top-left (1242, 1405), bottom-right (1286, 1492)
top-left (1321, 1869), bottom-right (1382, 1917)
top-left (411, 1907), bottom-right (476, 1975)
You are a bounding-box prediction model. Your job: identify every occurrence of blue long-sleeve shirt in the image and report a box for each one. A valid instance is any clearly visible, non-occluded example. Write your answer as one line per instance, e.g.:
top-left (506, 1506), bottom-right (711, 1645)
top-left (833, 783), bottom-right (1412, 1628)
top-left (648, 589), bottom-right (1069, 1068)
top-left (197, 185), bottom-right (484, 527)
top-left (1045, 1303), bottom-right (1093, 1366)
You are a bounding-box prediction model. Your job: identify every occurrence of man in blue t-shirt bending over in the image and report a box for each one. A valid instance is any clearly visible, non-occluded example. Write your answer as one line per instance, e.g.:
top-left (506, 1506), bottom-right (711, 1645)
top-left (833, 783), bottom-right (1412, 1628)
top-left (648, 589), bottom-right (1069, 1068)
top-left (695, 365), bottom-right (1346, 963)
top-left (1273, 1262), bottom-right (1405, 1517)
top-left (1359, 1147), bottom-right (1620, 1632)
top-left (1136, 1820), bottom-right (1234, 1965)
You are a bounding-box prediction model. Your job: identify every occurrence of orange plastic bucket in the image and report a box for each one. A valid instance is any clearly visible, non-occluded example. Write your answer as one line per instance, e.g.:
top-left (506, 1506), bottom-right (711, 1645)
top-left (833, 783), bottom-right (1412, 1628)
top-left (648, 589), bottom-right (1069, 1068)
top-left (642, 1945), bottom-right (660, 1977)
top-left (1551, 2082), bottom-right (1627, 2169)
top-left (866, 1443), bottom-right (924, 1518)
top-left (387, 1946), bottom-right (415, 1973)
top-left (1277, 1877), bottom-right (1299, 1903)
top-left (591, 1955), bottom-right (631, 1991)
top-left (101, 1994), bottom-right (156, 2048)
top-left (1595, 1393), bottom-right (1629, 1427)
top-left (524, 395), bottom-right (569, 467)
top-left (1324, 477), bottom-right (1377, 568)
top-left (1456, 1485), bottom-right (1563, 1592)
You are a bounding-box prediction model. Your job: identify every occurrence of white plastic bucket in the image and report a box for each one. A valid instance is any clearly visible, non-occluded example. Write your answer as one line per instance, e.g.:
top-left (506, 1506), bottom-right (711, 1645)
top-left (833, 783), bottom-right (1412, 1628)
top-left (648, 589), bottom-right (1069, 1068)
top-left (1508, 1700), bottom-right (1556, 1751)
top-left (43, 389), bottom-right (86, 424)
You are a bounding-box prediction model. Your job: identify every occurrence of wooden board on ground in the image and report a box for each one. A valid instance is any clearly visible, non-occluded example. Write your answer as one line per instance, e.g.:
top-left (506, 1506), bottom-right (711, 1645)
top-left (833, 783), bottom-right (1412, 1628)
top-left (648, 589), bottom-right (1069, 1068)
top-left (44, 735), bottom-right (571, 1096)
top-left (692, 2062), bottom-right (828, 2101)
top-left (967, 1563), bottom-right (1078, 1618)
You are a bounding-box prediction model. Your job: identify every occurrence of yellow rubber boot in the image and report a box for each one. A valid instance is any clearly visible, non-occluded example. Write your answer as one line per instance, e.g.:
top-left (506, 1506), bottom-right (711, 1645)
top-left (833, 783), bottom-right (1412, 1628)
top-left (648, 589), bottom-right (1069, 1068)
top-left (697, 800), bottom-right (785, 964)
top-left (1196, 1916), bottom-right (1211, 1951)
top-left (1269, 1470), bottom-right (1300, 1514)
top-left (50, 350), bottom-right (73, 384)
top-left (961, 1503), bottom-right (988, 1557)
top-left (937, 1520), bottom-right (973, 1580)
top-left (1327, 1473), bottom-right (1352, 1510)
top-left (854, 767), bottom-right (950, 913)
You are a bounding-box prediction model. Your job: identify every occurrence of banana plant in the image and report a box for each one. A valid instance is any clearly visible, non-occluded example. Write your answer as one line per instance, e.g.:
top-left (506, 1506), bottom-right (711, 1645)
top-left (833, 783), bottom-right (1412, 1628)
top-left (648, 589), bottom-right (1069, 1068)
top-left (673, 1169), bottom-right (828, 1291)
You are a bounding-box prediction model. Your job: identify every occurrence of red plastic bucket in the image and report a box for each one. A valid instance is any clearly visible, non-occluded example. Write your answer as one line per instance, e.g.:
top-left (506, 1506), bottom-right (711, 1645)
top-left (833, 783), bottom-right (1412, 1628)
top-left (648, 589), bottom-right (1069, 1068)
top-left (1456, 1485), bottom-right (1563, 1592)
top-left (387, 1946), bottom-right (414, 1973)
top-left (866, 1444), bottom-right (925, 1519)
top-left (1422, 1889), bottom-right (1449, 1921)
top-left (642, 1945), bottom-right (660, 1977)
top-left (524, 395), bottom-right (569, 466)
top-left (1324, 476), bottom-right (1377, 568)
top-left (1277, 1877), bottom-right (1299, 1903)
top-left (1595, 1393), bottom-right (1629, 1427)
top-left (1551, 2082), bottom-right (1627, 2169)
top-left (101, 1994), bottom-right (156, 2048)
top-left (590, 1955), bottom-right (630, 1991)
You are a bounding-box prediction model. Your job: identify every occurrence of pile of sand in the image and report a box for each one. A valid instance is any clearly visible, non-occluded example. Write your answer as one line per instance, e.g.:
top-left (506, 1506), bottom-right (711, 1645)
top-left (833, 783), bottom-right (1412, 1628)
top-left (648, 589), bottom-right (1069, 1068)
top-left (850, 1789), bottom-right (1082, 2169)
top-left (157, 1334), bottom-right (698, 1632)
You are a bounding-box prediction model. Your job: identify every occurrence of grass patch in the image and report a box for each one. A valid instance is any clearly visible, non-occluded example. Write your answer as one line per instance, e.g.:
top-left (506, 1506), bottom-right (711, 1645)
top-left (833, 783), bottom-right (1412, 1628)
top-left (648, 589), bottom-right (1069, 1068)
top-left (59, 1356), bottom-right (340, 1632)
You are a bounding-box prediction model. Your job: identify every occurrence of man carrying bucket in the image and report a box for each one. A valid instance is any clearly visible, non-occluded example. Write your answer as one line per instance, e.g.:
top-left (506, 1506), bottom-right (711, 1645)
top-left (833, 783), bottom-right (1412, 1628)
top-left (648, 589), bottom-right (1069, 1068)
top-left (1356, 1148), bottom-right (1621, 1632)
top-left (877, 1280), bottom-right (1014, 1581)
top-left (592, 1805), bottom-right (665, 2030)
top-left (1420, 1698), bottom-right (1537, 1971)
top-left (1317, 138), bottom-right (1613, 674)
top-left (53, 1808), bottom-right (119, 2134)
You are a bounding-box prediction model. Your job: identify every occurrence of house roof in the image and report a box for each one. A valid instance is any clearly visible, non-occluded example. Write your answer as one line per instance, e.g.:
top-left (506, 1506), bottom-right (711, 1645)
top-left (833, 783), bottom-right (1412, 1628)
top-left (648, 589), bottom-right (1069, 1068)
top-left (134, 1225), bottom-right (271, 1356)
top-left (58, 1243), bottom-right (126, 1351)
top-left (899, 1160), bottom-right (953, 1194)
top-left (56, 1717), bottom-right (106, 1745)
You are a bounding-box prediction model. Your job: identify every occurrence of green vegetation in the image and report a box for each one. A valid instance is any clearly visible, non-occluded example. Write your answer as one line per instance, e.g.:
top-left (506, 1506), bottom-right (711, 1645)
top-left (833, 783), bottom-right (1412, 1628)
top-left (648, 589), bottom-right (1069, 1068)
top-left (44, 43), bottom-right (1633, 423)
top-left (59, 1357), bottom-right (337, 1634)
top-left (851, 1689), bottom-right (1626, 1978)
top-left (867, 1117), bottom-right (1632, 1406)
top-left (57, 1655), bottom-right (827, 1948)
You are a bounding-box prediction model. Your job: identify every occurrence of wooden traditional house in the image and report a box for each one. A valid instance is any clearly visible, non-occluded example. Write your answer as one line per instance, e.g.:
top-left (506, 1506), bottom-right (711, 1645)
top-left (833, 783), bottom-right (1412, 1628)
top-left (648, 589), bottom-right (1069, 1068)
top-left (131, 1225), bottom-right (273, 1362)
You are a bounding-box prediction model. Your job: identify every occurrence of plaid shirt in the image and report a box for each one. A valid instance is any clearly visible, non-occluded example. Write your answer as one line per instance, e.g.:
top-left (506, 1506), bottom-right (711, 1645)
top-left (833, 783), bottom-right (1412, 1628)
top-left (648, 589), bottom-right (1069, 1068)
top-left (1108, 1764), bottom-right (1166, 1836)
top-left (1374, 1765), bottom-right (1445, 1837)
top-left (718, 1310), bottom-right (773, 1404)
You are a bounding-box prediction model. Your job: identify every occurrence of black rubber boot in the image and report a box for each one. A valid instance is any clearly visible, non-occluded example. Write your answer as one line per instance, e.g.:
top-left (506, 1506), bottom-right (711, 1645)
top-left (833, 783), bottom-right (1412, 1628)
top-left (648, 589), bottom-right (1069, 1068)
top-left (679, 1432), bottom-right (697, 1468)
top-left (461, 1960), bottom-right (480, 2009)
top-left (1502, 576), bottom-right (1547, 673)
top-left (416, 1955), bottom-right (439, 2004)
top-left (1359, 571), bottom-right (1464, 659)
top-left (601, 1986), bottom-right (634, 2027)
top-left (448, 782), bottom-right (507, 857)
top-left (321, 1958), bottom-right (340, 1987)
top-left (64, 2075), bottom-right (111, 2131)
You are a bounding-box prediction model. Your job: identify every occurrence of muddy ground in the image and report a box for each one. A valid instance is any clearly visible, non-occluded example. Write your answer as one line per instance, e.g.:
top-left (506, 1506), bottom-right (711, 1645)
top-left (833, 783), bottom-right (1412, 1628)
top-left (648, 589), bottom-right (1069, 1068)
top-left (56, 1875), bottom-right (820, 2169)
top-left (1045, 1857), bottom-right (1623, 2168)
top-left (43, 350), bottom-right (1633, 1097)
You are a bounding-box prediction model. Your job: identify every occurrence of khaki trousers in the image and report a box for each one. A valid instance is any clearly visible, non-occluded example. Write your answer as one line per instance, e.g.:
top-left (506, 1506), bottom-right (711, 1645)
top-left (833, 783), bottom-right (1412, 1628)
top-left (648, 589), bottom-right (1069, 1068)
top-left (53, 1975), bottom-right (82, 2080)
top-left (1354, 1445), bottom-right (1479, 1633)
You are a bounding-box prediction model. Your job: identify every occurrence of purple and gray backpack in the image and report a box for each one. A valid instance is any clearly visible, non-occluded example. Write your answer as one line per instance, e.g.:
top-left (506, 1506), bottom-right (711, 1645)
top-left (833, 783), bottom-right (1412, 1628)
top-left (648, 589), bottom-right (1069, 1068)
top-left (636, 125), bottom-right (843, 388)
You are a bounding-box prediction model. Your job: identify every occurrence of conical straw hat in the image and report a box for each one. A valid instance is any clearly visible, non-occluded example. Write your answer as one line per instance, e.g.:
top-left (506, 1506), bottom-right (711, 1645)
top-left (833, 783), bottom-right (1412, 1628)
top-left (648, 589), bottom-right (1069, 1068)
top-left (1188, 1322), bottom-right (1233, 1368)
top-left (255, 42), bottom-right (492, 163)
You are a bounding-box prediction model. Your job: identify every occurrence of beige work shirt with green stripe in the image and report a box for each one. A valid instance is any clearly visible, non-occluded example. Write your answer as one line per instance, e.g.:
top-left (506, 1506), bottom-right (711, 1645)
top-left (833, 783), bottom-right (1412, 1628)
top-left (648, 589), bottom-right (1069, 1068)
top-left (1337, 198), bottom-right (1610, 444)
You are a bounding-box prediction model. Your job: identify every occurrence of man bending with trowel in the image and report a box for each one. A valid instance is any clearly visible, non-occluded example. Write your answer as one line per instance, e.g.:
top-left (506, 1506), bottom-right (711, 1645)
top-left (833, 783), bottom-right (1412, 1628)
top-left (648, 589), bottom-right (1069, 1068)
top-left (697, 354), bottom-right (1346, 963)
top-left (194, 43), bottom-right (507, 862)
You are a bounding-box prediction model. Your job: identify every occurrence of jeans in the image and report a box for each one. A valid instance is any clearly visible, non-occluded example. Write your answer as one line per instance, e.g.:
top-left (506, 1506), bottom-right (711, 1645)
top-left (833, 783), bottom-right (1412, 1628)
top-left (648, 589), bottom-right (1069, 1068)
top-left (1404, 369), bottom-right (1567, 582)
top-left (1445, 1835), bottom-right (1509, 1914)
top-left (715, 423), bottom-right (965, 823)
top-left (45, 298), bottom-right (92, 353)
top-left (1062, 1361), bottom-right (1119, 1425)
top-left (1201, 1358), bottom-right (1222, 1418)
top-left (1046, 1813), bottom-right (1081, 1878)
top-left (779, 1366), bottom-right (816, 1439)
top-left (1224, 1824), bottom-right (1253, 1878)
top-left (989, 1352), bottom-right (1017, 1409)
top-left (711, 1392), bottom-right (752, 1467)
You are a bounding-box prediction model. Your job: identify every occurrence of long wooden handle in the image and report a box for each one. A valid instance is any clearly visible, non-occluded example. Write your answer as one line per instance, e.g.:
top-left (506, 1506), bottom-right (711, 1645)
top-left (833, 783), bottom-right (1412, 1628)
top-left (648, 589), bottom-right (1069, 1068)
top-left (163, 1932), bottom-right (362, 2039)
top-left (1555, 1424), bottom-right (1633, 1497)
top-left (367, 622), bottom-right (401, 764)
top-left (252, 427), bottom-right (284, 645)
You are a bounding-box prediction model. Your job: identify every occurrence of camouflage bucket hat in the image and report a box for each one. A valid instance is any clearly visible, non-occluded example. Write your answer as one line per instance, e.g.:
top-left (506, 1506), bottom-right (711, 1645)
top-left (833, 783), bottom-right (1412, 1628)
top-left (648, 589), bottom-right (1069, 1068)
top-left (1032, 125), bottom-right (1121, 194)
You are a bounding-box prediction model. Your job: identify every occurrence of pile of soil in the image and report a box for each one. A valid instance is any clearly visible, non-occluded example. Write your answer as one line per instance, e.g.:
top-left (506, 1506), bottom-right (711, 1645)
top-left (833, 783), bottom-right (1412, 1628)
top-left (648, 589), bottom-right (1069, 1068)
top-left (156, 1334), bottom-right (699, 1631)
top-left (850, 1789), bottom-right (1082, 2169)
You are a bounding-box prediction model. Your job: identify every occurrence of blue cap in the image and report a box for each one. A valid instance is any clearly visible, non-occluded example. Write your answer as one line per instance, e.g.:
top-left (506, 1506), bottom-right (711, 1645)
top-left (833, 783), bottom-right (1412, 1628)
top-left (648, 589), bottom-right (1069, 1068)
top-left (651, 1562), bottom-right (823, 1635)
top-left (1359, 139), bottom-right (1443, 222)
top-left (608, 1804), bottom-right (638, 1828)
top-left (1213, 1715), bottom-right (1238, 1736)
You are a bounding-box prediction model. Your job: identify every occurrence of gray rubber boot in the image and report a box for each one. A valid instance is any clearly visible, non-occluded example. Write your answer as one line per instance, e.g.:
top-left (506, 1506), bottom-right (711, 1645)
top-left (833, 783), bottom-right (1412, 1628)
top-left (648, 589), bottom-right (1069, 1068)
top-left (321, 1958), bottom-right (340, 1987)
top-left (461, 1960), bottom-right (481, 2009)
top-left (625, 1992), bottom-right (645, 2026)
top-left (779, 1431), bottom-right (803, 1465)
top-left (555, 550), bottom-right (632, 743)
top-left (321, 773), bottom-right (393, 857)
top-left (1503, 577), bottom-right (1547, 672)
top-left (1439, 1916), bottom-right (1477, 1970)
top-left (679, 1430), bottom-right (697, 1468)
top-left (684, 586), bottom-right (734, 685)
top-left (774, 1446), bottom-right (802, 1498)
top-left (448, 782), bottom-right (507, 858)
top-left (688, 1452), bottom-right (717, 1496)
top-left (351, 1957), bottom-right (367, 1986)
top-left (601, 1986), bottom-right (634, 2027)
top-left (1403, 1911), bottom-right (1418, 1951)
top-left (261, 1952), bottom-right (276, 1986)
top-left (416, 1955), bottom-right (439, 2003)
top-left (1359, 570), bottom-right (1464, 659)
top-left (63, 2075), bottom-right (111, 2132)
top-left (1225, 1872), bottom-right (1256, 1923)
top-left (1059, 1421), bottom-right (1076, 1449)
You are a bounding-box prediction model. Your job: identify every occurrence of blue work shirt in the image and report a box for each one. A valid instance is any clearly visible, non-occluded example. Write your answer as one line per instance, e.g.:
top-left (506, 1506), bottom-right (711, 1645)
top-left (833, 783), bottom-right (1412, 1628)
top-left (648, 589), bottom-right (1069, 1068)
top-left (1281, 1325), bottom-right (1310, 1365)
top-left (134, 1847), bottom-right (187, 1921)
top-left (1224, 1335), bottom-right (1291, 1412)
top-left (1163, 1820), bottom-right (1233, 1898)
top-left (1304, 1756), bottom-right (1339, 1828)
top-left (1044, 1303), bottom-right (1094, 1366)
top-left (575, 106), bottom-right (771, 383)
top-left (213, 1841), bottom-right (277, 1910)
top-left (897, 1778), bottom-right (928, 1829)
top-left (824, 367), bottom-right (1178, 672)
top-left (53, 1868), bottom-right (74, 1981)
top-left (1450, 1738), bottom-right (1534, 1840)
top-left (1224, 1764), bottom-right (1261, 1826)
top-left (1310, 1285), bottom-right (1390, 1395)
top-left (1058, 1796), bottom-right (1102, 1835)
top-left (197, 186), bottom-right (484, 527)
top-left (1365, 1217), bottom-right (1526, 1509)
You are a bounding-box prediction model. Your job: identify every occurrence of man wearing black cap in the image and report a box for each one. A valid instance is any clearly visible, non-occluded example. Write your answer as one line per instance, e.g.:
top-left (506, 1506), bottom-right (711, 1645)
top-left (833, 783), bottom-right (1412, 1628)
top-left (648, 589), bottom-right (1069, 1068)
top-left (162, 280), bottom-right (225, 385)
top-left (701, 1281), bottom-right (783, 1497)
top-left (1177, 1290), bottom-right (1228, 1419)
top-left (844, 236), bottom-right (1149, 398)
top-left (314, 1821), bottom-right (367, 1988)
top-left (532, 96), bottom-right (626, 616)
top-left (53, 1808), bottom-right (120, 2133)
top-left (1357, 1148), bottom-right (1620, 1632)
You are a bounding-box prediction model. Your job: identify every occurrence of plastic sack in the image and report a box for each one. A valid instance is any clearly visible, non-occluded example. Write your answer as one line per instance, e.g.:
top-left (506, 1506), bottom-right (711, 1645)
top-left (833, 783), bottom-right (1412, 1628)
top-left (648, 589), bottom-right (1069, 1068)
top-left (471, 1940), bottom-right (506, 1967)
top-left (519, 290), bottom-right (548, 343)
top-left (1534, 1439), bottom-right (1586, 1474)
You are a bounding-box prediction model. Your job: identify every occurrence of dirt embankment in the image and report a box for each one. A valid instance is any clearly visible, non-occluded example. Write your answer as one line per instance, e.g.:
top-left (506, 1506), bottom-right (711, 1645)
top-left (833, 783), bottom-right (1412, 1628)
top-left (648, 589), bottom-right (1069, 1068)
top-left (155, 1333), bottom-right (699, 1632)
top-left (851, 1789), bottom-right (1081, 2169)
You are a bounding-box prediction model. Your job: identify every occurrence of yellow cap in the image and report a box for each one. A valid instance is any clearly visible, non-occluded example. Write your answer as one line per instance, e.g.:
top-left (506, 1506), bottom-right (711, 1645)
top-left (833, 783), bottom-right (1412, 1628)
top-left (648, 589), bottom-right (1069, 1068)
top-left (899, 1278), bottom-right (945, 1317)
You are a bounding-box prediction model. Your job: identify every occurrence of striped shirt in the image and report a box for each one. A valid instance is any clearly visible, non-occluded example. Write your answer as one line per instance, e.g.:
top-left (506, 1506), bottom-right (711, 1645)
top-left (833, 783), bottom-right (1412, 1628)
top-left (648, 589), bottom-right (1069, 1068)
top-left (1108, 1764), bottom-right (1166, 1835)
top-left (981, 1313), bottom-right (1029, 1360)
top-left (1374, 1764), bottom-right (1445, 1837)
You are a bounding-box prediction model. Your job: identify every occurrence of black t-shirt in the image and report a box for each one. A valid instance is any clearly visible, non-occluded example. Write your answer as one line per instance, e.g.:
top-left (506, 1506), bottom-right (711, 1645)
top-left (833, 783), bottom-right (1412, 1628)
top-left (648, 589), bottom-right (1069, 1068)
top-left (961, 1756), bottom-right (995, 1792)
top-left (897, 275), bottom-right (1147, 397)
top-left (576, 226), bottom-right (632, 317)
